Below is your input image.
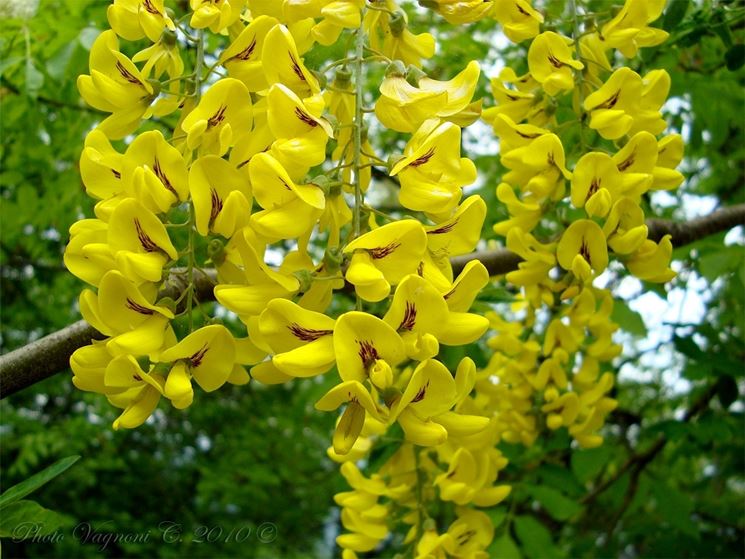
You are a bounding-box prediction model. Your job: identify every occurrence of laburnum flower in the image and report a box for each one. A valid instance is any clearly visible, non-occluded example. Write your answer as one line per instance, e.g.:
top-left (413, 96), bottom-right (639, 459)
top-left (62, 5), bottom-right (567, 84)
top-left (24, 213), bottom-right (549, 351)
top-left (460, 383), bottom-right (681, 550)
top-left (333, 311), bottom-right (406, 384)
top-left (602, 198), bottom-right (648, 255)
top-left (79, 270), bottom-right (174, 355)
top-left (653, 134), bottom-right (685, 190)
top-left (492, 183), bottom-right (542, 236)
top-left (64, 219), bottom-right (115, 287)
top-left (375, 60), bottom-right (481, 133)
top-left (181, 78), bottom-right (253, 156)
top-left (626, 234), bottom-right (676, 282)
top-left (483, 69), bottom-right (549, 127)
top-left (219, 15), bottom-right (279, 92)
top-left (571, 152), bottom-right (626, 218)
top-left (266, 84), bottom-right (334, 179)
top-left (77, 31), bottom-right (156, 139)
top-left (107, 0), bottom-right (175, 43)
top-left (79, 129), bottom-right (124, 202)
top-left (111, 130), bottom-right (189, 216)
top-left (598, 0), bottom-right (668, 58)
top-left (382, 11), bottom-right (436, 68)
top-left (333, 463), bottom-right (391, 551)
top-left (316, 380), bottom-right (385, 456)
top-left (132, 32), bottom-right (184, 81)
top-left (107, 198), bottom-right (178, 283)
top-left (556, 219), bottom-right (608, 282)
top-left (389, 359), bottom-right (489, 446)
top-left (420, 0), bottom-right (494, 24)
top-left (612, 131), bottom-right (658, 199)
top-left (434, 447), bottom-right (511, 506)
top-left (190, 155), bottom-right (251, 238)
top-left (157, 325), bottom-right (237, 409)
top-left (248, 152), bottom-right (325, 241)
top-left (440, 260), bottom-right (489, 313)
top-left (489, 113), bottom-right (548, 157)
top-left (258, 299), bottom-right (336, 377)
top-left (527, 31), bottom-right (584, 96)
top-left (383, 274), bottom-right (488, 360)
top-left (501, 132), bottom-right (571, 200)
top-left (261, 24), bottom-right (320, 98)
top-left (343, 220), bottom-right (427, 301)
top-left (189, 0), bottom-right (245, 33)
top-left (311, 1), bottom-right (364, 45)
top-left (584, 68), bottom-right (669, 140)
top-left (491, 0), bottom-right (543, 43)
top-left (504, 227), bottom-right (556, 286)
top-left (390, 119), bottom-right (477, 214)
top-left (214, 227), bottom-right (300, 323)
top-left (419, 195), bottom-right (487, 289)
top-left (105, 356), bottom-right (166, 429)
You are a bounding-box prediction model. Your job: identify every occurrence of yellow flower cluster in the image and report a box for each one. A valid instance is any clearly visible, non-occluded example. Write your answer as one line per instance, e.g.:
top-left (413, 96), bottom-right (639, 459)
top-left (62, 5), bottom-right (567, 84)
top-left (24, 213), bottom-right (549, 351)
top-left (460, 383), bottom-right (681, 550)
top-left (479, 0), bottom-right (682, 452)
top-left (64, 0), bottom-right (684, 555)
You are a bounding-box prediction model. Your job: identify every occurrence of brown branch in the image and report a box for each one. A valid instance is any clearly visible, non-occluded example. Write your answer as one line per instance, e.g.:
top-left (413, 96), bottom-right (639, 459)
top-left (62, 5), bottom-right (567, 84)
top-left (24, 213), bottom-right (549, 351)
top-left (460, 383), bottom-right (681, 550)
top-left (1, 205), bottom-right (744, 399)
top-left (581, 382), bottom-right (720, 507)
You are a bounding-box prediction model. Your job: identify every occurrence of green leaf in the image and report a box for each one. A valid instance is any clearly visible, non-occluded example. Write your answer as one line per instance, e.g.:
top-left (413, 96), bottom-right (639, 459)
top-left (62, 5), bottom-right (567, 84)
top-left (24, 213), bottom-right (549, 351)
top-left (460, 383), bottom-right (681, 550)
top-left (25, 58), bottom-right (44, 97)
top-left (674, 335), bottom-right (704, 360)
top-left (0, 500), bottom-right (67, 538)
top-left (611, 300), bottom-right (647, 337)
top-left (571, 446), bottom-right (612, 483)
top-left (0, 455), bottom-right (80, 508)
top-left (725, 44), bottom-right (745, 72)
top-left (0, 56), bottom-right (23, 79)
top-left (663, 0), bottom-right (690, 31)
top-left (526, 485), bottom-right (582, 521)
top-left (489, 533), bottom-right (522, 559)
top-left (716, 374), bottom-right (739, 408)
top-left (513, 515), bottom-right (562, 559)
top-left (651, 483), bottom-right (697, 537)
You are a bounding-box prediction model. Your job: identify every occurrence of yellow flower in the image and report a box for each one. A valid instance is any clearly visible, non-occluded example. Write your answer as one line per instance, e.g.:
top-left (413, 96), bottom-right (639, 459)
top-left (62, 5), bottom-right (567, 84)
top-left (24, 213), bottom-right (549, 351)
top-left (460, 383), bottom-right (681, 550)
top-left (106, 356), bottom-right (166, 429)
top-left (600, 0), bottom-right (668, 58)
top-left (120, 130), bottom-right (189, 215)
top-left (258, 299), bottom-right (336, 377)
top-left (483, 69), bottom-right (549, 127)
top-left (501, 132), bottom-right (571, 199)
top-left (527, 32), bottom-right (584, 96)
top-left (382, 11), bottom-right (436, 68)
top-left (376, 60), bottom-right (481, 133)
top-left (107, 0), bottom-right (175, 42)
top-left (189, 0), bottom-right (245, 34)
top-left (248, 152), bottom-right (325, 241)
top-left (626, 234), bottom-right (676, 282)
top-left (158, 324), bottom-right (237, 406)
top-left (390, 119), bottom-right (477, 214)
top-left (79, 270), bottom-right (174, 355)
top-left (77, 31), bottom-right (156, 139)
top-left (214, 228), bottom-right (300, 322)
top-left (266, 83), bottom-right (333, 179)
top-left (312, 1), bottom-right (364, 46)
top-left (571, 152), bottom-right (624, 218)
top-left (107, 198), bottom-right (178, 283)
top-left (132, 34), bottom-right (184, 81)
top-left (602, 198), bottom-right (648, 255)
top-left (261, 24), bottom-right (321, 98)
top-left (492, 0), bottom-right (543, 43)
top-left (80, 129), bottom-right (124, 202)
top-left (343, 220), bottom-right (427, 301)
top-left (190, 155), bottom-right (251, 238)
top-left (441, 508), bottom-right (494, 557)
top-left (219, 15), bottom-right (279, 92)
top-left (556, 219), bottom-right (608, 281)
top-left (653, 134), bottom-right (685, 190)
top-left (333, 311), bottom-right (406, 383)
top-left (316, 380), bottom-right (383, 455)
top-left (64, 219), bottom-right (115, 287)
top-left (434, 447), bottom-right (511, 506)
top-left (583, 67), bottom-right (642, 140)
top-left (181, 78), bottom-right (253, 156)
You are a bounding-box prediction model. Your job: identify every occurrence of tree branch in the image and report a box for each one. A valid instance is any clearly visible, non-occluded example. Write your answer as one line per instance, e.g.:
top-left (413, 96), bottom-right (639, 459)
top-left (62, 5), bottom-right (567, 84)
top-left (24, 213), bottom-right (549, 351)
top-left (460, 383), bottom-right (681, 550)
top-left (1, 205), bottom-right (743, 399)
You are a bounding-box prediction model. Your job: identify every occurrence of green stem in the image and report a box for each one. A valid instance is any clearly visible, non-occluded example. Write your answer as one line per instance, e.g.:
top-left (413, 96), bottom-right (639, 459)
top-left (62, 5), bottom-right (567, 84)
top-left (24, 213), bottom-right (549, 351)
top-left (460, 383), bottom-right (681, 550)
top-left (352, 13), bottom-right (366, 312)
top-left (570, 0), bottom-right (587, 153)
